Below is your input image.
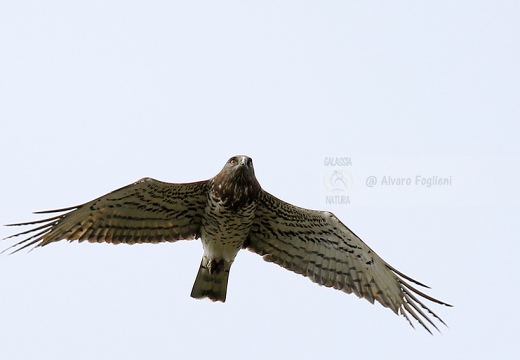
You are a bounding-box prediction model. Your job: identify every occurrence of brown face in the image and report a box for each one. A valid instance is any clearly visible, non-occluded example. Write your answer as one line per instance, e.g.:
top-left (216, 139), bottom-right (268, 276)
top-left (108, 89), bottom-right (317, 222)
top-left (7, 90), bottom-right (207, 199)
top-left (212, 155), bottom-right (261, 211)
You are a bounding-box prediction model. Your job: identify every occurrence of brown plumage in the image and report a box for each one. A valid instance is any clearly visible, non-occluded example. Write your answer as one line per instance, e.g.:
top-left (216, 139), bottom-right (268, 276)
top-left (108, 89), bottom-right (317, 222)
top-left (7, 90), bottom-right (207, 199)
top-left (3, 155), bottom-right (451, 333)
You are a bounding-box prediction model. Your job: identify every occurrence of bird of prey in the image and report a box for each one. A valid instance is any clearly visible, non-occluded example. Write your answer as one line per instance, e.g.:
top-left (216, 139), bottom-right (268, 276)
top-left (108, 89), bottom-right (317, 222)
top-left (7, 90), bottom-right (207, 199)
top-left (4, 155), bottom-right (451, 333)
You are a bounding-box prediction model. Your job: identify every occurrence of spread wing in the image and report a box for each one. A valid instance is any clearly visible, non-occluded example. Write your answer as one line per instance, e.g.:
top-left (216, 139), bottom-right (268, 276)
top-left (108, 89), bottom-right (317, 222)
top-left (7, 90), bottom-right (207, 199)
top-left (247, 190), bottom-right (452, 333)
top-left (4, 178), bottom-right (209, 253)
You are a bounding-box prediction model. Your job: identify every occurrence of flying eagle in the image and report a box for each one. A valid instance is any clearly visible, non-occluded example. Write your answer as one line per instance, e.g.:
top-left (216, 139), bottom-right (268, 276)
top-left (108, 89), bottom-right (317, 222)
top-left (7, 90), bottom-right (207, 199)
top-left (4, 155), bottom-right (451, 333)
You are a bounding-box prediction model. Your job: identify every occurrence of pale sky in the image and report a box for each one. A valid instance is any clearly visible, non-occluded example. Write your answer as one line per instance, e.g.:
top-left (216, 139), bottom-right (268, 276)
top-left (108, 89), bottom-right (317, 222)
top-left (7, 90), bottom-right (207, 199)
top-left (1, 1), bottom-right (519, 359)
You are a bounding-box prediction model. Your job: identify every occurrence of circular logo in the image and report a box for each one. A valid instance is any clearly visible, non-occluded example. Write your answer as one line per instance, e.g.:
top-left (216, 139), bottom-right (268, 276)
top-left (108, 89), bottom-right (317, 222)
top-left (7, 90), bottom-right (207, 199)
top-left (323, 169), bottom-right (353, 193)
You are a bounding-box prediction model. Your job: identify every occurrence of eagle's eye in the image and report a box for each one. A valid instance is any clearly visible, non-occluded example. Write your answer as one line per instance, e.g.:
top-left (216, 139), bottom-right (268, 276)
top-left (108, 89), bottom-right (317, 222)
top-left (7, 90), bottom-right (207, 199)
top-left (229, 158), bottom-right (237, 166)
top-left (247, 158), bottom-right (252, 167)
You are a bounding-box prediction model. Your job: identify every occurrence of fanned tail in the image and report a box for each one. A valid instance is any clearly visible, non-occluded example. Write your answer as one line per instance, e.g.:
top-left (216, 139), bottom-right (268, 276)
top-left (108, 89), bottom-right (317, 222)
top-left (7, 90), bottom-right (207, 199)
top-left (190, 256), bottom-right (232, 302)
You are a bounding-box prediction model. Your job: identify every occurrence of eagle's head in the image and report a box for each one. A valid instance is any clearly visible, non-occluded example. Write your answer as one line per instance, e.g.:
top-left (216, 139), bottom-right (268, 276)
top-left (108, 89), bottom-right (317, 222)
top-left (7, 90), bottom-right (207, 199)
top-left (212, 155), bottom-right (261, 211)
